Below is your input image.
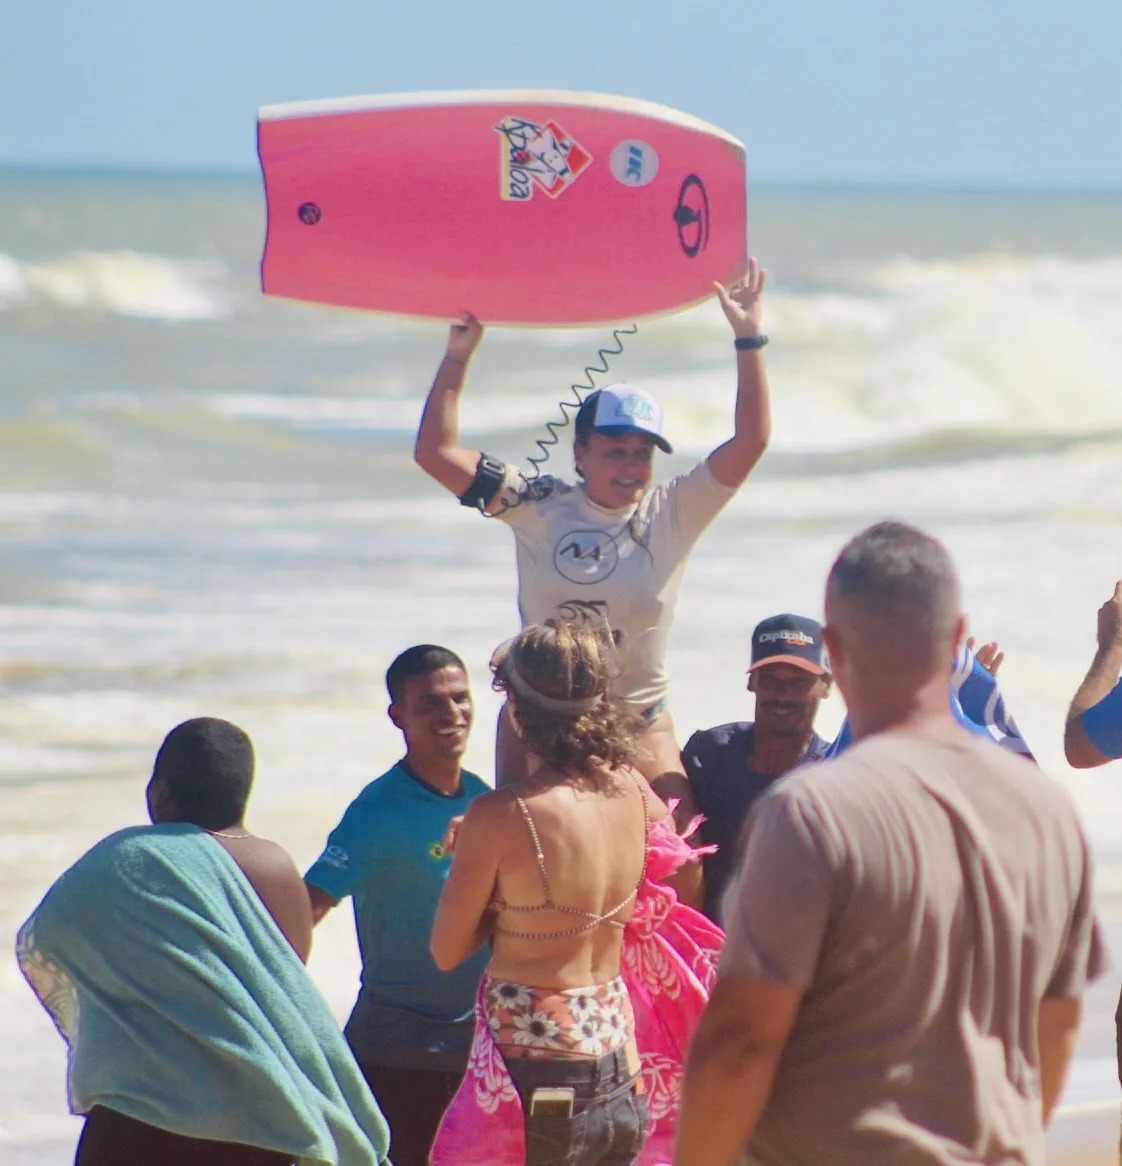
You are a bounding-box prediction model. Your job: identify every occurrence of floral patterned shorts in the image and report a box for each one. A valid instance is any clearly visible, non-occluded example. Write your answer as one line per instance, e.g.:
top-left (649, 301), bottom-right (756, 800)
top-left (482, 974), bottom-right (635, 1059)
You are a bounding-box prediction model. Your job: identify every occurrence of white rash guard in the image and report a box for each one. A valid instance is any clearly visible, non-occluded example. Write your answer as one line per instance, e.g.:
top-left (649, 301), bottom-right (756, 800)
top-left (491, 459), bottom-right (736, 710)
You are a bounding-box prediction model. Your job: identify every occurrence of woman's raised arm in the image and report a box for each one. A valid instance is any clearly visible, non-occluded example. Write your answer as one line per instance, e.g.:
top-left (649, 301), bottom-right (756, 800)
top-left (706, 259), bottom-right (772, 489)
top-left (414, 313), bottom-right (487, 498)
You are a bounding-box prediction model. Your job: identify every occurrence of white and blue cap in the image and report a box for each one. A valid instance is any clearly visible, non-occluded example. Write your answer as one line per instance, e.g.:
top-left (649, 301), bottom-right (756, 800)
top-left (581, 384), bottom-right (672, 454)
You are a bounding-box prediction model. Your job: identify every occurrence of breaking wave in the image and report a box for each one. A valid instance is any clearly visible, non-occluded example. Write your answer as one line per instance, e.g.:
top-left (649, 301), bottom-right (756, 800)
top-left (636, 253), bottom-right (1122, 456)
top-left (0, 249), bottom-right (231, 321)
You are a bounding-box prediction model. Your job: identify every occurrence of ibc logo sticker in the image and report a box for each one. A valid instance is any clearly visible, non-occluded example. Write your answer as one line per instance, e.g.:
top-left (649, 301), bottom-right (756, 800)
top-left (610, 140), bottom-right (659, 188)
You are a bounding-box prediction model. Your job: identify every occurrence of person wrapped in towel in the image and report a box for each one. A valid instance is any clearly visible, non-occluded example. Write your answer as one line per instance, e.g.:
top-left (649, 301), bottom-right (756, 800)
top-left (16, 716), bottom-right (390, 1166)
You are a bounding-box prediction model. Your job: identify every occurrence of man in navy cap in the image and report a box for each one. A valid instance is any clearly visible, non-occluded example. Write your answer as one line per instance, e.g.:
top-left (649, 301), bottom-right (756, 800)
top-left (682, 614), bottom-right (832, 923)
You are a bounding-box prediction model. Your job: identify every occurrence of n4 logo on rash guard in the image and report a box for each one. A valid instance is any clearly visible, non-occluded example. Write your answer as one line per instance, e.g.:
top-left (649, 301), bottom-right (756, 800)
top-left (553, 529), bottom-right (620, 584)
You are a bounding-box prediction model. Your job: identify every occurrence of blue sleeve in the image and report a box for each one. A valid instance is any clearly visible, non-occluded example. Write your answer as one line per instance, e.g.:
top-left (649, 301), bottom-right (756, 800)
top-left (304, 801), bottom-right (381, 903)
top-left (824, 719), bottom-right (854, 758)
top-left (1081, 679), bottom-right (1122, 759)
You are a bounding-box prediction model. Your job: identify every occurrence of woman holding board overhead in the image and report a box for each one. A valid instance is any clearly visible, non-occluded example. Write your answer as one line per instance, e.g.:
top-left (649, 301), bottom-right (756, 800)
top-left (414, 262), bottom-right (771, 851)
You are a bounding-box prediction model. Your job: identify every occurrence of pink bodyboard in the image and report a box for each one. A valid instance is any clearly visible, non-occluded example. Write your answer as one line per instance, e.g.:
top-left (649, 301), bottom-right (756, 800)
top-left (257, 90), bottom-right (747, 326)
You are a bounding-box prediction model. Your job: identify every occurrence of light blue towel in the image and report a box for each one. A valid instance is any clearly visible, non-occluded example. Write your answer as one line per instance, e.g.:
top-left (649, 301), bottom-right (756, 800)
top-left (16, 823), bottom-right (390, 1165)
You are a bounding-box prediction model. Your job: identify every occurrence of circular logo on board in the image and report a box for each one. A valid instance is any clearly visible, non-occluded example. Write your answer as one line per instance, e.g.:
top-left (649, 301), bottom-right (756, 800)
top-left (553, 530), bottom-right (620, 585)
top-left (672, 174), bottom-right (710, 257)
top-left (610, 141), bottom-right (659, 188)
top-left (298, 202), bottom-right (322, 225)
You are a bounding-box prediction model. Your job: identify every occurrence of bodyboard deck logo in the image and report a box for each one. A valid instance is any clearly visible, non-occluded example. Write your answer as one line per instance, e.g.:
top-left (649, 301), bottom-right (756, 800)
top-left (673, 174), bottom-right (710, 257)
top-left (610, 140), bottom-right (659, 188)
top-left (496, 116), bottom-right (592, 202)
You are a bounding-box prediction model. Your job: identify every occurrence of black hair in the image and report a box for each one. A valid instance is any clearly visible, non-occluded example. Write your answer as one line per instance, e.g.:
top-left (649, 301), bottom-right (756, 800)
top-left (151, 717), bottom-right (255, 831)
top-left (386, 644), bottom-right (467, 703)
top-left (573, 390), bottom-right (601, 448)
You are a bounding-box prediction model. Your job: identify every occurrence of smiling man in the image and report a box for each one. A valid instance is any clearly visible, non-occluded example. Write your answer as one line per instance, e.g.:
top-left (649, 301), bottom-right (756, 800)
top-left (682, 614), bottom-right (832, 922)
top-left (304, 645), bottom-right (490, 1166)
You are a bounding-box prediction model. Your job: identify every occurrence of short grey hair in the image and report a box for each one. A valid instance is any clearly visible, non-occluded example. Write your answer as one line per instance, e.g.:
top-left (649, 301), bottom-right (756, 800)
top-left (826, 521), bottom-right (960, 640)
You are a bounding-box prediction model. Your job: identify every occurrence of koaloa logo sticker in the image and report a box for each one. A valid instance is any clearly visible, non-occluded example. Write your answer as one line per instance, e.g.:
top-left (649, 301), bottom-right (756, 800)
top-left (495, 116), bottom-right (592, 201)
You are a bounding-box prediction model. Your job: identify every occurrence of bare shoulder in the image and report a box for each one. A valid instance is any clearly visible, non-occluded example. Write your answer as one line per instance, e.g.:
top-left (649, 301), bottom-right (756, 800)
top-left (628, 769), bottom-right (671, 825)
top-left (218, 835), bottom-right (313, 961)
top-left (515, 766), bottom-right (657, 824)
top-left (462, 786), bottom-right (523, 835)
top-left (246, 834), bottom-right (302, 868)
top-left (221, 835), bottom-right (301, 883)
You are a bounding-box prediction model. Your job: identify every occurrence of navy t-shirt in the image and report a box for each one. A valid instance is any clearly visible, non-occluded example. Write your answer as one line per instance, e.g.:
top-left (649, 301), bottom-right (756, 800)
top-left (682, 722), bottom-right (830, 924)
top-left (305, 763), bottom-right (491, 1071)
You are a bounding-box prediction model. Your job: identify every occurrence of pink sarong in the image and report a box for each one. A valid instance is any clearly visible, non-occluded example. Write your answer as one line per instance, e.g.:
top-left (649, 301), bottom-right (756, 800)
top-left (431, 817), bottom-right (724, 1166)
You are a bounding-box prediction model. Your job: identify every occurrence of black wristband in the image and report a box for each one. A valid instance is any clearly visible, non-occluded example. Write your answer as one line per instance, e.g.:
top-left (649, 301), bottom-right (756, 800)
top-left (734, 334), bottom-right (769, 350)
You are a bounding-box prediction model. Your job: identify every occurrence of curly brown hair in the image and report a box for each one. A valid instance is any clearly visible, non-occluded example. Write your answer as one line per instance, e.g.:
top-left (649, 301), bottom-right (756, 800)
top-left (492, 619), bottom-right (639, 780)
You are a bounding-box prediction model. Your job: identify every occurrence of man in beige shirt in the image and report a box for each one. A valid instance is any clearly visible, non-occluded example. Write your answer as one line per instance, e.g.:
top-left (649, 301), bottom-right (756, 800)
top-left (676, 520), bottom-right (1108, 1166)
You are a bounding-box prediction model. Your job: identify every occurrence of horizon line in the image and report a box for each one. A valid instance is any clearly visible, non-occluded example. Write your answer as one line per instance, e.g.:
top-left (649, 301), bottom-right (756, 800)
top-left (1, 160), bottom-right (1120, 197)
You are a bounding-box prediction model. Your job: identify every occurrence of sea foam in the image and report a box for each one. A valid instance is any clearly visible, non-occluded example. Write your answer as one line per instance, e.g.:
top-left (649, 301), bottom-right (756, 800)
top-left (0, 249), bottom-right (231, 321)
top-left (621, 253), bottom-right (1122, 457)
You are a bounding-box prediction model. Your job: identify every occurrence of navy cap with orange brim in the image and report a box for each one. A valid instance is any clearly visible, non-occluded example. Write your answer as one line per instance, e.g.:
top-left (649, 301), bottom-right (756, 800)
top-left (747, 614), bottom-right (828, 675)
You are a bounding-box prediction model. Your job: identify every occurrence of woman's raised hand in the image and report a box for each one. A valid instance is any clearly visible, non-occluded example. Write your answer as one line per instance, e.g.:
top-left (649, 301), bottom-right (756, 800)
top-left (445, 313), bottom-right (485, 365)
top-left (714, 257), bottom-right (767, 339)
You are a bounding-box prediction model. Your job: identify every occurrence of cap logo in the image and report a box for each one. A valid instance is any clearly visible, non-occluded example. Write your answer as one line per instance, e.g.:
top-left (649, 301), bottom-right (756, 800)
top-left (758, 630), bottom-right (815, 646)
top-left (613, 395), bottom-right (656, 423)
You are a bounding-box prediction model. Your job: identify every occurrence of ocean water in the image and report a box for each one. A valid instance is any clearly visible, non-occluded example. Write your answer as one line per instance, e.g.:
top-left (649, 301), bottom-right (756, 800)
top-left (2, 171), bottom-right (1122, 1161)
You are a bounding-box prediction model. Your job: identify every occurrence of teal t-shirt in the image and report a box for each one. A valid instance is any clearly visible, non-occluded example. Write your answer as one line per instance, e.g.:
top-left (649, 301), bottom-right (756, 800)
top-left (305, 763), bottom-right (491, 1071)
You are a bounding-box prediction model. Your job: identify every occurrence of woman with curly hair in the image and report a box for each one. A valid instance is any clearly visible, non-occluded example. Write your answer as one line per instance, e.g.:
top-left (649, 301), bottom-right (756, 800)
top-left (429, 619), bottom-right (723, 1166)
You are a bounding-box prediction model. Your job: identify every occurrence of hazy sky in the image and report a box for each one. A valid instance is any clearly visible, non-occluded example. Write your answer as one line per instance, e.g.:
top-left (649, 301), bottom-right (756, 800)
top-left (4, 0), bottom-right (1121, 186)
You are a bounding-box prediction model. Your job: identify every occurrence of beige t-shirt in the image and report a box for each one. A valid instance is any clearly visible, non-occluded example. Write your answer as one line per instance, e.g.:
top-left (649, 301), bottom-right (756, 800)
top-left (721, 732), bottom-right (1109, 1166)
top-left (493, 460), bottom-right (735, 708)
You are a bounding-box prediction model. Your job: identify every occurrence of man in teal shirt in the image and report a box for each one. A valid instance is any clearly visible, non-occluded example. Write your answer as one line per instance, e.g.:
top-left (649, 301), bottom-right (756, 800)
top-left (306, 645), bottom-right (490, 1166)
